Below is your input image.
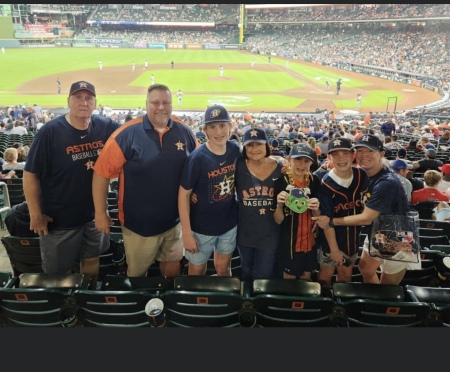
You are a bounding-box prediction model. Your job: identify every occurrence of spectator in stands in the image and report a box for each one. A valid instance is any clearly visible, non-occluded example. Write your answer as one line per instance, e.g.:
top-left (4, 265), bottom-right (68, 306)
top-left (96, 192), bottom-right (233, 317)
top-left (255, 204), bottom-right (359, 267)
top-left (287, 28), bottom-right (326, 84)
top-left (317, 136), bottom-right (330, 155)
top-left (5, 201), bottom-right (39, 238)
top-left (313, 134), bottom-right (420, 285)
top-left (10, 120), bottom-right (28, 135)
top-left (384, 134), bottom-right (405, 150)
top-left (391, 159), bottom-right (413, 203)
top-left (23, 80), bottom-right (121, 290)
top-left (363, 112), bottom-right (372, 126)
top-left (92, 83), bottom-right (197, 278)
top-left (380, 116), bottom-right (396, 137)
top-left (317, 138), bottom-right (369, 286)
top-left (437, 163), bottom-right (450, 194)
top-left (412, 148), bottom-right (443, 173)
top-left (411, 170), bottom-right (449, 205)
top-left (2, 147), bottom-right (25, 171)
top-left (178, 104), bottom-right (240, 277)
top-left (236, 127), bottom-right (284, 281)
top-left (270, 139), bottom-right (285, 159)
top-left (273, 143), bottom-right (321, 280)
top-left (431, 201), bottom-right (450, 221)
top-left (416, 136), bottom-right (435, 152)
top-left (307, 136), bottom-right (322, 156)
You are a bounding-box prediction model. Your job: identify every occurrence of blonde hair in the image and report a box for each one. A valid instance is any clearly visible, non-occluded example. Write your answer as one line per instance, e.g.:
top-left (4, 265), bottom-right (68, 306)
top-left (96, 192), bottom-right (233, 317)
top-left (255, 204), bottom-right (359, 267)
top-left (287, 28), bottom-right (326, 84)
top-left (3, 147), bottom-right (18, 163)
top-left (307, 137), bottom-right (316, 148)
top-left (424, 170), bottom-right (442, 187)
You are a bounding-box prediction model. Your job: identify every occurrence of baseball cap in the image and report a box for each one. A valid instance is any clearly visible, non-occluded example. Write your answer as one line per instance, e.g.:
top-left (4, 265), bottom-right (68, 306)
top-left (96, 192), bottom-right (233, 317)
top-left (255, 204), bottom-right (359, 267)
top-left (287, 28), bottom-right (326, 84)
top-left (289, 143), bottom-right (316, 162)
top-left (243, 128), bottom-right (267, 146)
top-left (353, 134), bottom-right (384, 151)
top-left (391, 159), bottom-right (413, 171)
top-left (204, 104), bottom-right (230, 125)
top-left (397, 148), bottom-right (407, 158)
top-left (439, 164), bottom-right (450, 174)
top-left (425, 148), bottom-right (437, 158)
top-left (69, 81), bottom-right (96, 97)
top-left (271, 139), bottom-right (279, 147)
top-left (327, 138), bottom-right (353, 154)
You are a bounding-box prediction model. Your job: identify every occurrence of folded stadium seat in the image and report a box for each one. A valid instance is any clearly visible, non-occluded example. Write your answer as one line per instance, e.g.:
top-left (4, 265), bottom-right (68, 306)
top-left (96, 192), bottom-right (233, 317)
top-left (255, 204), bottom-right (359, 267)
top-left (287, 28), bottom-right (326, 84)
top-left (0, 271), bottom-right (12, 287)
top-left (0, 181), bottom-right (11, 230)
top-left (0, 273), bottom-right (89, 327)
top-left (400, 266), bottom-right (440, 288)
top-left (249, 278), bottom-right (336, 327)
top-left (160, 276), bottom-right (251, 327)
top-left (4, 179), bottom-right (25, 206)
top-left (413, 201), bottom-right (440, 220)
top-left (330, 282), bottom-right (432, 327)
top-left (419, 227), bottom-right (446, 237)
top-left (405, 285), bottom-right (450, 326)
top-left (419, 219), bottom-right (450, 241)
top-left (100, 274), bottom-right (172, 293)
top-left (419, 235), bottom-right (449, 250)
top-left (1, 235), bottom-right (43, 277)
top-left (71, 289), bottom-right (158, 327)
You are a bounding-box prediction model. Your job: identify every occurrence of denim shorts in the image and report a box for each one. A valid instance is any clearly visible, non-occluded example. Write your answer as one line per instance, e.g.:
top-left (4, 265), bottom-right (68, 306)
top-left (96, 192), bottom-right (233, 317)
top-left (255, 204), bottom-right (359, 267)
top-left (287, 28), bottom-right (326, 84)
top-left (184, 226), bottom-right (237, 265)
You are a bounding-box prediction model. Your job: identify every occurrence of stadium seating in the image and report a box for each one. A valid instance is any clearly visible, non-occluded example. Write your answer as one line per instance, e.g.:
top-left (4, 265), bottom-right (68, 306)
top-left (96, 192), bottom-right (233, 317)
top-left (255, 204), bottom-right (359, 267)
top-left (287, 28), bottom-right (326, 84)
top-left (71, 289), bottom-right (158, 327)
top-left (248, 279), bottom-right (336, 327)
top-left (419, 219), bottom-right (450, 241)
top-left (0, 271), bottom-right (12, 287)
top-left (0, 273), bottom-right (89, 327)
top-left (160, 276), bottom-right (251, 327)
top-left (0, 181), bottom-right (11, 230)
top-left (1, 235), bottom-right (43, 277)
top-left (405, 285), bottom-right (450, 326)
top-left (330, 282), bottom-right (433, 327)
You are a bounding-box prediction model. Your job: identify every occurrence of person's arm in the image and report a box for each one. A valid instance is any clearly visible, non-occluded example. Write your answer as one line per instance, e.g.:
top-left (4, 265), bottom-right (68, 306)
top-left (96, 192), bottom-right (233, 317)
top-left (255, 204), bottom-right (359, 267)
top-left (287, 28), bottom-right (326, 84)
top-left (178, 185), bottom-right (198, 253)
top-left (274, 190), bottom-right (288, 224)
top-left (23, 170), bottom-right (53, 235)
top-left (312, 205), bottom-right (380, 230)
top-left (92, 172), bottom-right (112, 234)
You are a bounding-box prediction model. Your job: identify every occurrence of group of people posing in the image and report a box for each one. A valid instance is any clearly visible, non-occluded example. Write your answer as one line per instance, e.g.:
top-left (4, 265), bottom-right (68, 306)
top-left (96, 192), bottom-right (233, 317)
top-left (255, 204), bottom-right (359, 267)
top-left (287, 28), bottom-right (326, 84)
top-left (20, 79), bottom-right (418, 290)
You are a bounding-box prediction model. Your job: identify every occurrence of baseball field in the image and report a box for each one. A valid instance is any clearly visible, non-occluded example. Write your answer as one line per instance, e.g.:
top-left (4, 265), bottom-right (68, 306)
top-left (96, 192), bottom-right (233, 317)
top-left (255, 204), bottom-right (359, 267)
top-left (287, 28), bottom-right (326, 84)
top-left (1, 48), bottom-right (442, 113)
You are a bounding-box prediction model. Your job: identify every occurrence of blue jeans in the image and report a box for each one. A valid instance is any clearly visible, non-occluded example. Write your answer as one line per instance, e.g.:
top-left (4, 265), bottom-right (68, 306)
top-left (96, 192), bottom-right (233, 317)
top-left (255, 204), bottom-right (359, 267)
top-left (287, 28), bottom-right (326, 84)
top-left (237, 244), bottom-right (277, 282)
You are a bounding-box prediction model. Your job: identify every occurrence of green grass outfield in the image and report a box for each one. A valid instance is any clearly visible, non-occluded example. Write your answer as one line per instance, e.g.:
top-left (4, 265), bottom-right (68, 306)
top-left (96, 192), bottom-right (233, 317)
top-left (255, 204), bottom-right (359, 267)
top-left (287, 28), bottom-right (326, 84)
top-left (1, 48), bottom-right (401, 111)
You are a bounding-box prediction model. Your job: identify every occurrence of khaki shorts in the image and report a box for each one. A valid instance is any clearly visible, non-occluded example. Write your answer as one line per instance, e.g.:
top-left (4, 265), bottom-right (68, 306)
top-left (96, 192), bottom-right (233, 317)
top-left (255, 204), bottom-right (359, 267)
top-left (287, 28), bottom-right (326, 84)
top-left (122, 223), bottom-right (183, 277)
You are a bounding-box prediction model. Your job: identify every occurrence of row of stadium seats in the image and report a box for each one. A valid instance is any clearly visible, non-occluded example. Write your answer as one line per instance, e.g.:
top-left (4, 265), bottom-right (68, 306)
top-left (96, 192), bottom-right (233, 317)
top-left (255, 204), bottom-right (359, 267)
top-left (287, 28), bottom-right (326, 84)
top-left (1, 273), bottom-right (449, 327)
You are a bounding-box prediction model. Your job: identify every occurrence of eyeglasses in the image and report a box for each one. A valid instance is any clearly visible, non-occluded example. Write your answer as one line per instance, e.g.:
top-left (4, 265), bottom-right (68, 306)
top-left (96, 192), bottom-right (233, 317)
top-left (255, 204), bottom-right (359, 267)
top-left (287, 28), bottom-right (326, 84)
top-left (149, 101), bottom-right (172, 108)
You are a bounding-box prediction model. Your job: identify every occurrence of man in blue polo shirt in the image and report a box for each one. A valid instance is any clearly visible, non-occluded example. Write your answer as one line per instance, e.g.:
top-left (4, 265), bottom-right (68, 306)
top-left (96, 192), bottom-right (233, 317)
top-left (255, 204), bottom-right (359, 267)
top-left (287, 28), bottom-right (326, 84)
top-left (92, 83), bottom-right (197, 278)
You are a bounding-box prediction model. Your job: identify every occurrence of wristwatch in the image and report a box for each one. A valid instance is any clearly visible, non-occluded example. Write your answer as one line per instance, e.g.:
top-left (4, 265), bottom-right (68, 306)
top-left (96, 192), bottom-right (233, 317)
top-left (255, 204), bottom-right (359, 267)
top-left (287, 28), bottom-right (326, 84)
top-left (329, 217), bottom-right (335, 227)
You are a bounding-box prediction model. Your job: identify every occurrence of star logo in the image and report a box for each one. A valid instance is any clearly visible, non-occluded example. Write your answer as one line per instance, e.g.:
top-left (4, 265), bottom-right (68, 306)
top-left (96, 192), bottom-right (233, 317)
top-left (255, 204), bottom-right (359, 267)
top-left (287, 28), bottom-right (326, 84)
top-left (259, 208), bottom-right (266, 215)
top-left (250, 130), bottom-right (258, 137)
top-left (85, 160), bottom-right (94, 170)
top-left (332, 139), bottom-right (342, 147)
top-left (175, 141), bottom-right (185, 151)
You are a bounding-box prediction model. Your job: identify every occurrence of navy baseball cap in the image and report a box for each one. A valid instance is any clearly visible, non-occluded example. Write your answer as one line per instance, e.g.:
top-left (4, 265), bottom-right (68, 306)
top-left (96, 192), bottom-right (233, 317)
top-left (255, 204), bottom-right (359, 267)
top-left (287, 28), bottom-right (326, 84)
top-left (204, 104), bottom-right (230, 124)
top-left (69, 81), bottom-right (96, 97)
top-left (289, 143), bottom-right (316, 162)
top-left (243, 128), bottom-right (267, 146)
top-left (327, 138), bottom-right (353, 154)
top-left (391, 159), bottom-right (413, 171)
top-left (397, 148), bottom-right (407, 158)
top-left (353, 134), bottom-right (384, 151)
